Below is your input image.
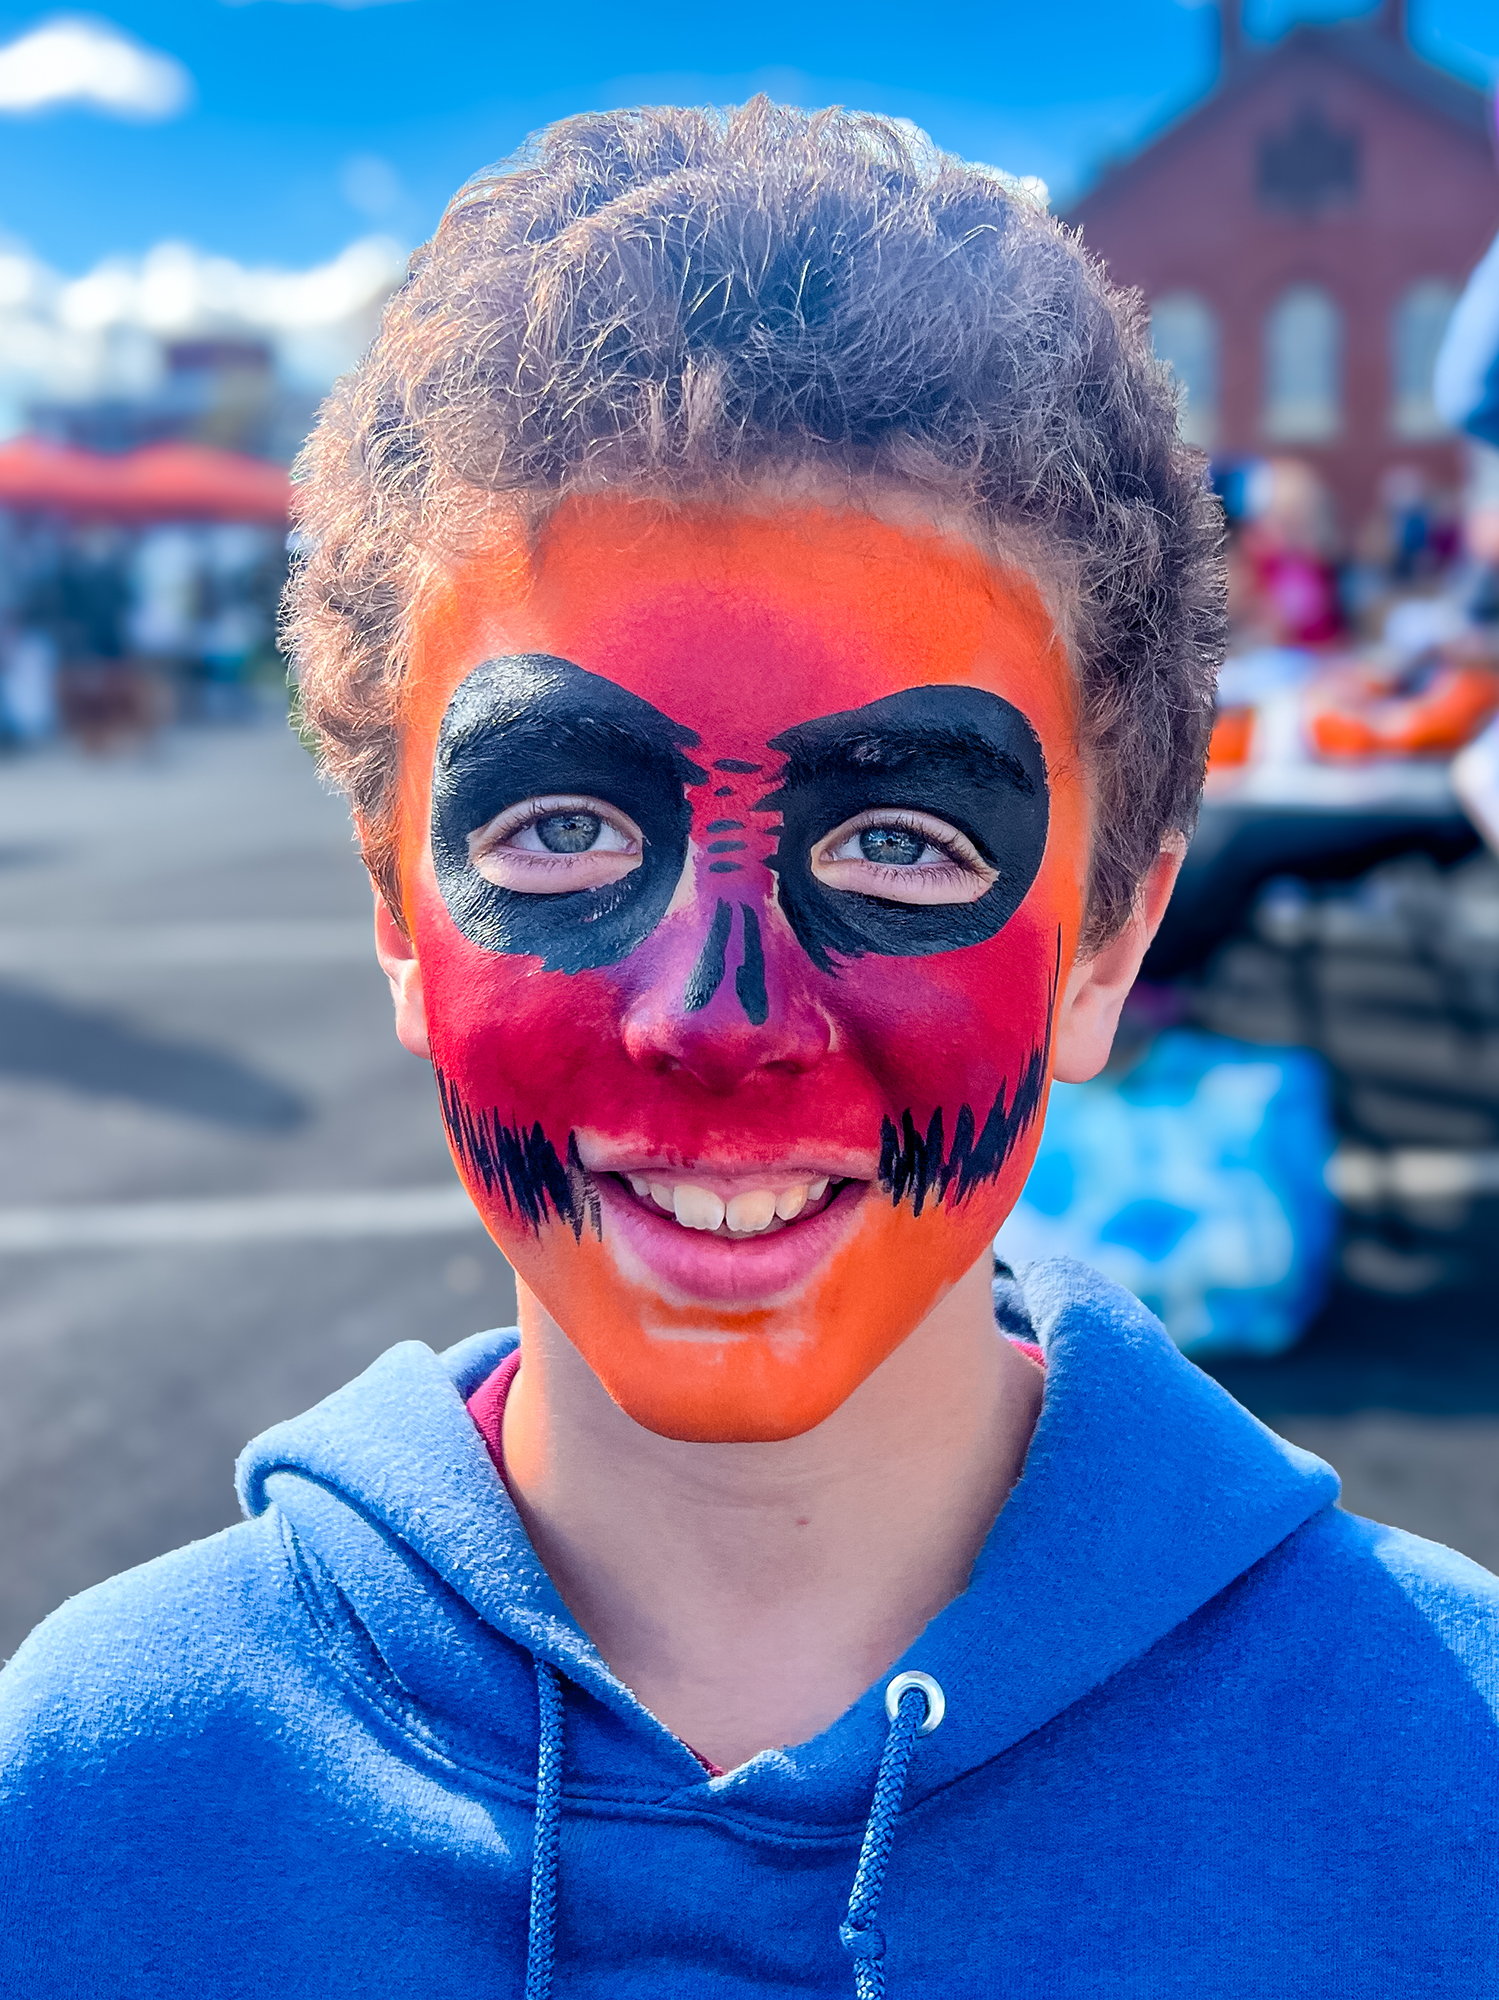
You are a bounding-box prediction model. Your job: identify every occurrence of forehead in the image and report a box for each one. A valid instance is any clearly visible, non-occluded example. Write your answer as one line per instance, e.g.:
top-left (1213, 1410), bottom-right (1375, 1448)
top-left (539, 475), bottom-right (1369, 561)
top-left (400, 496), bottom-right (1076, 819)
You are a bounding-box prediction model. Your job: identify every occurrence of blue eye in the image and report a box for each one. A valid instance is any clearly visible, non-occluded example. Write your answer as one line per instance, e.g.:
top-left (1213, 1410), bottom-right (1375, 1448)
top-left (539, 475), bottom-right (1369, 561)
top-left (859, 826), bottom-right (928, 867)
top-left (536, 811), bottom-right (604, 853)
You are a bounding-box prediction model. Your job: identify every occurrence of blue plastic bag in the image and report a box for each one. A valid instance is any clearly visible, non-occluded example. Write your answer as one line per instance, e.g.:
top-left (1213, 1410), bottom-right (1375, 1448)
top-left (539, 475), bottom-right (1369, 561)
top-left (997, 1028), bottom-right (1336, 1356)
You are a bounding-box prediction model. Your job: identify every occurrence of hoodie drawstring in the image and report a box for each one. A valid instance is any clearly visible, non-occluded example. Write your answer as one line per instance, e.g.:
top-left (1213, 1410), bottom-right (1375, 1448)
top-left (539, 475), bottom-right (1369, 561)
top-left (522, 1662), bottom-right (944, 2000)
top-left (839, 1672), bottom-right (947, 2000)
top-left (525, 1660), bottom-right (564, 2000)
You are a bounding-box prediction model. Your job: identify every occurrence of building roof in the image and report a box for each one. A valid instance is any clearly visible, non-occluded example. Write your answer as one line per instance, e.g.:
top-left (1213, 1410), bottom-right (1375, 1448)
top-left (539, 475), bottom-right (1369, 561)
top-left (1068, 12), bottom-right (1492, 217)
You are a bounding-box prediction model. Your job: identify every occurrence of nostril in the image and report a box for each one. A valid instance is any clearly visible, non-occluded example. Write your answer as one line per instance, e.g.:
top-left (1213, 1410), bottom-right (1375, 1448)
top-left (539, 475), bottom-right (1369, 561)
top-left (621, 901), bottom-right (834, 1089)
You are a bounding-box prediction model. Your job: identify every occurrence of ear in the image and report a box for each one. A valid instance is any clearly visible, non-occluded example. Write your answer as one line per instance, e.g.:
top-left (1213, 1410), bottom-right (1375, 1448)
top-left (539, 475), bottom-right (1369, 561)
top-left (1051, 835), bottom-right (1186, 1085)
top-left (373, 888), bottom-right (431, 1061)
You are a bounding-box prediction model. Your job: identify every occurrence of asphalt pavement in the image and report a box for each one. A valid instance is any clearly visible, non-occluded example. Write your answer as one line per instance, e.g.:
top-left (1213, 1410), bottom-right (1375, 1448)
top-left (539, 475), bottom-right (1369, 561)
top-left (0, 719), bottom-right (1493, 1663)
top-left (0, 717), bottom-right (514, 1660)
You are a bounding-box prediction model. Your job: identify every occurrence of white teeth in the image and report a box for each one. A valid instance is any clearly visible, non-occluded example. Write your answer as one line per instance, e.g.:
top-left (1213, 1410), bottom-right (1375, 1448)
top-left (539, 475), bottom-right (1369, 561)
top-left (725, 1189), bottom-right (778, 1234)
top-left (629, 1174), bottom-right (838, 1234)
top-left (672, 1184), bottom-right (726, 1231)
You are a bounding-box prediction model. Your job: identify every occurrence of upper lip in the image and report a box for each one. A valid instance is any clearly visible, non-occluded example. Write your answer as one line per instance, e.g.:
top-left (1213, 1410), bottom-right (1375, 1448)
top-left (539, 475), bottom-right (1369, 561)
top-left (577, 1151), bottom-right (876, 1196)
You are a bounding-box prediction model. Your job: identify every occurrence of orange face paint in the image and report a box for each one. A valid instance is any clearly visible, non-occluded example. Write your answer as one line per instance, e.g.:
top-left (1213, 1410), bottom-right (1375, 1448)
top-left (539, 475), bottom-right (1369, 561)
top-left (400, 496), bottom-right (1087, 1441)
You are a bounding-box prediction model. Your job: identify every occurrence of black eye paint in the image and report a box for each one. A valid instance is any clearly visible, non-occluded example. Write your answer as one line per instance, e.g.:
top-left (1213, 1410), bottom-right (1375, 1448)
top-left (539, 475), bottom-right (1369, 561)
top-left (430, 654), bottom-right (705, 973)
top-left (757, 685), bottom-right (1050, 971)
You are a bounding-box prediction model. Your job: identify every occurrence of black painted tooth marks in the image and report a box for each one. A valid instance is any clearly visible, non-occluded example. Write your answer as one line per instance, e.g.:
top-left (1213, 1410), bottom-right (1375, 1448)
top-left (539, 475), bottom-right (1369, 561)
top-left (435, 1069), bottom-right (600, 1240)
top-left (879, 930), bottom-right (1061, 1213)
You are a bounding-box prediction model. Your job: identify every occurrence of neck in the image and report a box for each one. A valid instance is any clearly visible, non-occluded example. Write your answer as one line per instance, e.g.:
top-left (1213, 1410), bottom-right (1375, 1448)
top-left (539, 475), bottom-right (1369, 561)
top-left (502, 1257), bottom-right (1044, 1771)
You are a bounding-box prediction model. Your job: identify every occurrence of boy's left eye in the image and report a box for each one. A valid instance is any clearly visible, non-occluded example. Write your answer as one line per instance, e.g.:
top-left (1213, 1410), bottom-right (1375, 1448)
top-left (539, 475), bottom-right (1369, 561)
top-left (812, 811), bottom-right (997, 906)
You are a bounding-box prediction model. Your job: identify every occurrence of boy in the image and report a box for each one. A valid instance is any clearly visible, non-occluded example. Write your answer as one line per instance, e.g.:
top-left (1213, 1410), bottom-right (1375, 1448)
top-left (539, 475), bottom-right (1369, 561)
top-left (2, 103), bottom-right (1494, 1997)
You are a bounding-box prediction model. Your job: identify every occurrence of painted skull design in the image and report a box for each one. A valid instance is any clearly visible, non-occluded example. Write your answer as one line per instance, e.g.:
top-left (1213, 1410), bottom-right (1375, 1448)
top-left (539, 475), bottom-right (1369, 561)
top-left (398, 498), bottom-right (1088, 1441)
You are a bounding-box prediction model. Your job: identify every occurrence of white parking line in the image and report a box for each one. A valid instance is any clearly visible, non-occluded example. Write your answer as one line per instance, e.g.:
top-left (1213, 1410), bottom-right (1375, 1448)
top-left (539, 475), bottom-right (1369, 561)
top-left (0, 920), bottom-right (374, 972)
top-left (0, 1186), bottom-right (484, 1253)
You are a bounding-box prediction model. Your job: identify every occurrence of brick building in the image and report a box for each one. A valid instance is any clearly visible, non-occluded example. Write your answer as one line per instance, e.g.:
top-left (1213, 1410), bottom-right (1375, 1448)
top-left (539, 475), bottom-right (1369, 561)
top-left (1066, 0), bottom-right (1499, 534)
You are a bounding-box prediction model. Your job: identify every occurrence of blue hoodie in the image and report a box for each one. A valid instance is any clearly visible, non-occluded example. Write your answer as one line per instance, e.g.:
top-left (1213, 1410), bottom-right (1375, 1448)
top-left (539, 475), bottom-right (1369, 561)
top-left (1, 1260), bottom-right (1495, 1997)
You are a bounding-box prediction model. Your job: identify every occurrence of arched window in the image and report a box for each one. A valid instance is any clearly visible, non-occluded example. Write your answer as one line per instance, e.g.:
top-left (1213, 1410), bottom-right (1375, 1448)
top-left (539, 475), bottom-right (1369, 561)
top-left (1263, 284), bottom-right (1342, 442)
top-left (1150, 292), bottom-right (1220, 448)
top-left (1391, 279), bottom-right (1459, 439)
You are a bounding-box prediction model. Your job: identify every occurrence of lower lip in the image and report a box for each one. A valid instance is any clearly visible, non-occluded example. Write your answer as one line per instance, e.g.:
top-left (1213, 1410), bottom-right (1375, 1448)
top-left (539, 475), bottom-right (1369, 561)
top-left (596, 1176), bottom-right (866, 1305)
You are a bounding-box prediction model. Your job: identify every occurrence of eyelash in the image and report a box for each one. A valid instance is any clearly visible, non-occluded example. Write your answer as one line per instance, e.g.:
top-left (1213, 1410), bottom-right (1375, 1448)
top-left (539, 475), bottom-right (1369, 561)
top-left (823, 811), bottom-right (984, 875)
top-left (471, 797), bottom-right (639, 853)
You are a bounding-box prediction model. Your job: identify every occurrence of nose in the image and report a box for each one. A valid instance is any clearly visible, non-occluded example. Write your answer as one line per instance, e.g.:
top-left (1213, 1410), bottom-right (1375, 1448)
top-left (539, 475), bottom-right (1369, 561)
top-left (620, 897), bottom-right (834, 1093)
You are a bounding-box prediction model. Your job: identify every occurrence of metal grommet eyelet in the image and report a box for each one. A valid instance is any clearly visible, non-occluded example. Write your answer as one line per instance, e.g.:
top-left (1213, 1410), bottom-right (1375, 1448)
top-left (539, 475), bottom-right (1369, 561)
top-left (884, 1670), bottom-right (946, 1734)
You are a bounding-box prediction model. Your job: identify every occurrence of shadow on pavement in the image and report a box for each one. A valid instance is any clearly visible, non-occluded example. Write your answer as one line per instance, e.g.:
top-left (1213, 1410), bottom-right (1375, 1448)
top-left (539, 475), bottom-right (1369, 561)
top-left (0, 980), bottom-right (308, 1131)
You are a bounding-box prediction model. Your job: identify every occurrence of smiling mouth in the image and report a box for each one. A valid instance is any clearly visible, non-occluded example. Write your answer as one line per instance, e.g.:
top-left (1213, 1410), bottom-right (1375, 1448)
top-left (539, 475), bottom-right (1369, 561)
top-left (613, 1172), bottom-right (855, 1238)
top-left (585, 1158), bottom-right (871, 1305)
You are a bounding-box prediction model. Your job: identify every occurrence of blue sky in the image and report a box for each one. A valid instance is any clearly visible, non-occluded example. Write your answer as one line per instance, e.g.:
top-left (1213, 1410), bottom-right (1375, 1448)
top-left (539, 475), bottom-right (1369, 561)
top-left (0, 0), bottom-right (1493, 272)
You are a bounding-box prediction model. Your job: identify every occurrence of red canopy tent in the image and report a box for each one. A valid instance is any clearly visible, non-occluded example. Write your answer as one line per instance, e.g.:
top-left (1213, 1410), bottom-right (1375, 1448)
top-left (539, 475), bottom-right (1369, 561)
top-left (0, 437), bottom-right (124, 514)
top-left (0, 437), bottom-right (291, 525)
top-left (111, 442), bottom-right (292, 525)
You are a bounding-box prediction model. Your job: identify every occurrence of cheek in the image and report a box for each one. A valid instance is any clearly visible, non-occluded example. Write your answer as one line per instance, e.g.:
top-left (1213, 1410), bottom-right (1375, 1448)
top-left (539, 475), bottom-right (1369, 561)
top-left (409, 871), bottom-right (626, 1121)
top-left (832, 906), bottom-right (1063, 1118)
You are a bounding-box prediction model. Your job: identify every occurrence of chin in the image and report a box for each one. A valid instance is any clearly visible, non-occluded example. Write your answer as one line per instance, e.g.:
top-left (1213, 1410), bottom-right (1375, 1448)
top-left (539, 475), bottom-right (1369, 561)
top-left (589, 1348), bottom-right (893, 1445)
top-left (495, 1164), bottom-right (1011, 1443)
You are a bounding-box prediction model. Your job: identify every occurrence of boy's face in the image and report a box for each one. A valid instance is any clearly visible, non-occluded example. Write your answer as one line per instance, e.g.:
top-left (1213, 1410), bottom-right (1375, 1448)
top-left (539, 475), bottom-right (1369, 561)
top-left (397, 496), bottom-right (1087, 1441)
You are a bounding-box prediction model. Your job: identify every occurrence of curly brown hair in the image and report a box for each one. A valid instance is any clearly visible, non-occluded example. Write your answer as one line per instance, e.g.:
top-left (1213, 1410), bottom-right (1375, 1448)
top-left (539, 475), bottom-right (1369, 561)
top-left (285, 99), bottom-right (1224, 945)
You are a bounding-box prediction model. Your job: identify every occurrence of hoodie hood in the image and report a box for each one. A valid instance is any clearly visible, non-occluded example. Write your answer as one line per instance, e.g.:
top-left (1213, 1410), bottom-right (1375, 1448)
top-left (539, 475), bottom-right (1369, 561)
top-left (12, 1255), bottom-right (1495, 2000)
top-left (236, 1259), bottom-right (1338, 1832)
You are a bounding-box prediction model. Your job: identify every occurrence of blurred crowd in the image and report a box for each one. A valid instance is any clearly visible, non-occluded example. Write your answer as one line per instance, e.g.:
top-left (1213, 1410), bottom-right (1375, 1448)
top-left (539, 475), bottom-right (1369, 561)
top-left (1213, 449), bottom-right (1499, 776)
top-left (1005, 442), bottom-right (1499, 1353)
top-left (0, 513), bottom-right (287, 752)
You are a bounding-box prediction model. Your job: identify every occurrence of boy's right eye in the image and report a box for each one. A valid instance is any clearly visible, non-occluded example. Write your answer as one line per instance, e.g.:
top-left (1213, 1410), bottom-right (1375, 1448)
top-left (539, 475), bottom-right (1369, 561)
top-left (467, 795), bottom-right (644, 893)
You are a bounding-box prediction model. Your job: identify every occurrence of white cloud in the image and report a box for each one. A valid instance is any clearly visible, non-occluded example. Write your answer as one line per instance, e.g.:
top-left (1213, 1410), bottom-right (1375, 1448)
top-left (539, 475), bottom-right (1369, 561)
top-left (0, 15), bottom-right (192, 119)
top-left (0, 234), bottom-right (407, 433)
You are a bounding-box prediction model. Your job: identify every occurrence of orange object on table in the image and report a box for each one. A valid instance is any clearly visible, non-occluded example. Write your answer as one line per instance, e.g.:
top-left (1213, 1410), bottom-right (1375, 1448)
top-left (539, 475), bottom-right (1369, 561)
top-left (1308, 659), bottom-right (1499, 760)
top-left (1207, 706), bottom-right (1255, 771)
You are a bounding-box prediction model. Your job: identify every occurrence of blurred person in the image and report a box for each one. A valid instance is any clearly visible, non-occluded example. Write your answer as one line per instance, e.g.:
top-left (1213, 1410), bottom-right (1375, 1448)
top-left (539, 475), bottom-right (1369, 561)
top-left (1238, 456), bottom-right (1344, 648)
top-left (129, 524), bottom-right (203, 663)
top-left (52, 525), bottom-right (163, 753)
top-left (0, 104), bottom-right (1495, 1999)
top-left (0, 628), bottom-right (57, 744)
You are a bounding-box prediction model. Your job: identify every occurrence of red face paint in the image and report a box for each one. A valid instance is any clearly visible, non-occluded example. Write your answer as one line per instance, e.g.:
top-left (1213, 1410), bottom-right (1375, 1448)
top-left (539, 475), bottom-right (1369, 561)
top-left (399, 499), bottom-right (1087, 1441)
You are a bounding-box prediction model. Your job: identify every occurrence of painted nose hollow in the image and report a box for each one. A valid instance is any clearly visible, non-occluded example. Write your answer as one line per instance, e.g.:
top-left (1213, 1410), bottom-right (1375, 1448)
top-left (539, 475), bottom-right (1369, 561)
top-left (621, 899), bottom-right (834, 1092)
